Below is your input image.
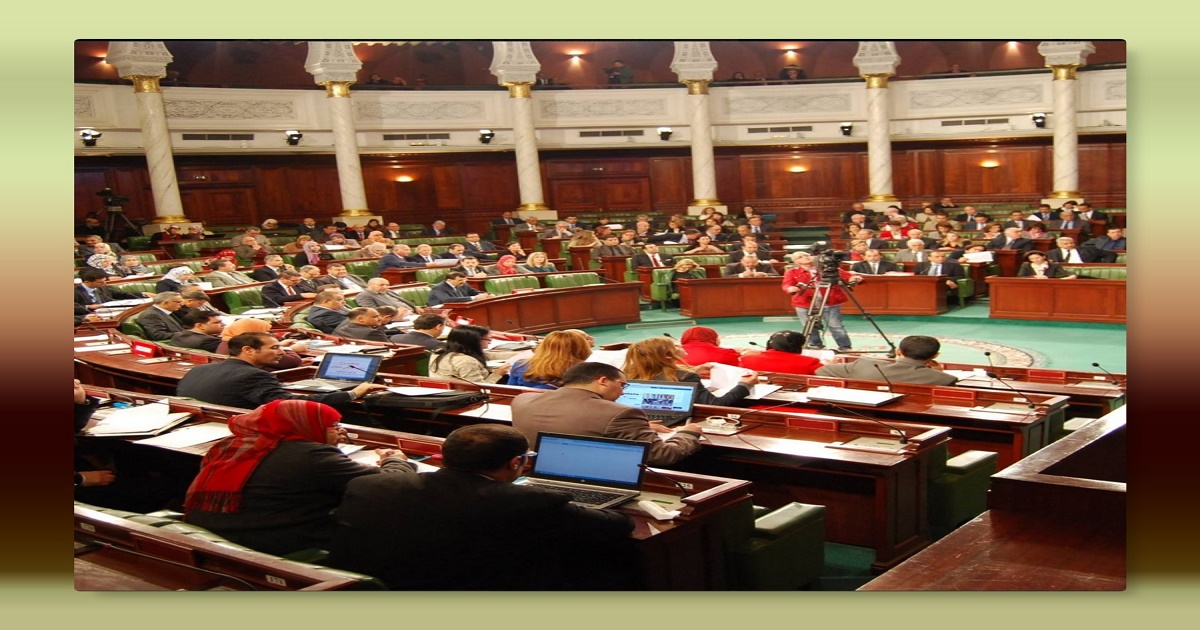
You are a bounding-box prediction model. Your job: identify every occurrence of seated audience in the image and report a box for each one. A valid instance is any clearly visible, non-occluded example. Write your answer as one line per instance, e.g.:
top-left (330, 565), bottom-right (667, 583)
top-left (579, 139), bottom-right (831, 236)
top-left (724, 252), bottom-right (778, 277)
top-left (320, 263), bottom-right (369, 291)
top-left (113, 255), bottom-right (149, 277)
top-left (155, 266), bottom-right (195, 293)
top-left (169, 310), bottom-right (224, 352)
top-left (354, 278), bottom-right (421, 317)
top-left (376, 244), bottom-right (423, 275)
top-left (305, 290), bottom-right (351, 334)
top-left (1018, 250), bottom-right (1078, 279)
top-left (486, 254), bottom-right (523, 276)
top-left (136, 292), bottom-right (186, 340)
top-left (388, 313), bottom-right (447, 349)
top-left (292, 240), bottom-right (332, 267)
top-left (184, 399), bottom-right (411, 556)
top-left (85, 253), bottom-right (121, 276)
top-left (332, 307), bottom-right (390, 342)
top-left (850, 249), bottom-right (900, 275)
top-left (453, 255), bottom-right (488, 278)
top-left (205, 259), bottom-right (256, 287)
top-left (427, 272), bottom-right (487, 307)
top-left (261, 270), bottom-right (316, 307)
top-left (623, 337), bottom-right (756, 407)
top-left (519, 251), bottom-right (557, 273)
top-left (682, 234), bottom-right (725, 255)
top-left (429, 325), bottom-right (509, 383)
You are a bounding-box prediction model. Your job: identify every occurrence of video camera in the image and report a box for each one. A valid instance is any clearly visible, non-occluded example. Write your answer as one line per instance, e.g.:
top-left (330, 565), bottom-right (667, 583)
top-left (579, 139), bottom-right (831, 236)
top-left (809, 242), bottom-right (850, 282)
top-left (96, 188), bottom-right (129, 209)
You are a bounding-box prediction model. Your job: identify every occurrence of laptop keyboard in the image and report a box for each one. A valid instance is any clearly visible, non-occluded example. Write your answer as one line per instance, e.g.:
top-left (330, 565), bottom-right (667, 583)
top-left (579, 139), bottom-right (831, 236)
top-left (530, 483), bottom-right (627, 507)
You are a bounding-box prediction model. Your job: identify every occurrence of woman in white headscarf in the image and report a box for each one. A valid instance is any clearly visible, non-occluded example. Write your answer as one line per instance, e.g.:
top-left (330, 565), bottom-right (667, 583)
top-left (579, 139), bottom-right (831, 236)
top-left (155, 266), bottom-right (195, 293)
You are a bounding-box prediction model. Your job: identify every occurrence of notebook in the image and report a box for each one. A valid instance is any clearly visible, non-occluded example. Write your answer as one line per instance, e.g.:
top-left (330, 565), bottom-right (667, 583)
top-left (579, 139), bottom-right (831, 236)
top-left (520, 433), bottom-right (650, 509)
top-left (286, 353), bottom-right (382, 391)
top-left (614, 380), bottom-right (700, 427)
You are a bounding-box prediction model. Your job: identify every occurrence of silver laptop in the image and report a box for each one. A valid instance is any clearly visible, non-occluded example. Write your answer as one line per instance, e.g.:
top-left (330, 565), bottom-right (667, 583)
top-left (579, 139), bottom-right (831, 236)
top-left (614, 380), bottom-right (701, 427)
top-left (286, 353), bottom-right (382, 391)
top-left (520, 433), bottom-right (649, 509)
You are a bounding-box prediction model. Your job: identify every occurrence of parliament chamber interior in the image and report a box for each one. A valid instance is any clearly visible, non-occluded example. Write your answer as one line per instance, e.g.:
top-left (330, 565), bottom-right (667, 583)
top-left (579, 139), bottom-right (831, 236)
top-left (72, 39), bottom-right (1126, 592)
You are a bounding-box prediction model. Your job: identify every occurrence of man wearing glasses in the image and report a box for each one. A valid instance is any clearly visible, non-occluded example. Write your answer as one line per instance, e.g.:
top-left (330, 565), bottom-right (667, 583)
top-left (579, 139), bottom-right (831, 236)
top-left (328, 424), bottom-right (636, 590)
top-left (510, 362), bottom-right (704, 466)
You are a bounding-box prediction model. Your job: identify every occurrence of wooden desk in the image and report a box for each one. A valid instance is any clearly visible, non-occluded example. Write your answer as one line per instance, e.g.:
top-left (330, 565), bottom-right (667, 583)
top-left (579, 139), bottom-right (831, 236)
top-left (677, 275), bottom-right (948, 318)
top-left (939, 362), bottom-right (1126, 420)
top-left (861, 407), bottom-right (1125, 590)
top-left (75, 387), bottom-right (756, 591)
top-left (351, 374), bottom-right (952, 570)
top-left (441, 283), bottom-right (643, 334)
top-left (986, 277), bottom-right (1126, 324)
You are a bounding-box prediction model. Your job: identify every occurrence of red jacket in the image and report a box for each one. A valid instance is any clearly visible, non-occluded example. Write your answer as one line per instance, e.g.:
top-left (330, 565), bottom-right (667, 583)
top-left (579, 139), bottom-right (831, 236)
top-left (680, 341), bottom-right (741, 367)
top-left (781, 266), bottom-right (857, 308)
top-left (739, 349), bottom-right (822, 375)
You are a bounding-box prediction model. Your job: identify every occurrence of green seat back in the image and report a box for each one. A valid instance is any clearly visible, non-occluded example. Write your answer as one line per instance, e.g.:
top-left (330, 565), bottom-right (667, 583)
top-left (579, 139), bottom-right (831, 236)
top-left (650, 267), bottom-right (706, 308)
top-left (267, 236), bottom-right (294, 246)
top-left (147, 260), bottom-right (207, 275)
top-left (126, 236), bottom-right (152, 251)
top-left (415, 268), bottom-right (452, 285)
top-left (127, 252), bottom-right (160, 263)
top-left (113, 280), bottom-right (158, 295)
top-left (1115, 253), bottom-right (1126, 264)
top-left (172, 241), bottom-right (205, 258)
top-left (657, 245), bottom-right (688, 256)
top-left (1073, 266), bottom-right (1127, 280)
top-left (330, 250), bottom-right (360, 260)
top-left (544, 272), bottom-right (601, 289)
top-left (881, 251), bottom-right (900, 262)
top-left (484, 275), bottom-right (540, 294)
top-left (344, 260), bottom-right (379, 279)
top-left (687, 254), bottom-right (730, 266)
top-left (222, 287), bottom-right (265, 314)
top-left (393, 286), bottom-right (431, 307)
top-left (119, 318), bottom-right (147, 339)
top-left (289, 307), bottom-right (320, 331)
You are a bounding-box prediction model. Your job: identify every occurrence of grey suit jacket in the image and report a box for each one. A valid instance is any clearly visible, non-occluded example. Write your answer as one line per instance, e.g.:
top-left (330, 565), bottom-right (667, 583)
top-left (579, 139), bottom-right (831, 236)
top-left (136, 307), bottom-right (185, 341)
top-left (815, 357), bottom-right (958, 386)
top-left (205, 270), bottom-right (255, 287)
top-left (353, 290), bottom-right (418, 312)
top-left (510, 387), bottom-right (701, 466)
top-left (895, 250), bottom-right (931, 263)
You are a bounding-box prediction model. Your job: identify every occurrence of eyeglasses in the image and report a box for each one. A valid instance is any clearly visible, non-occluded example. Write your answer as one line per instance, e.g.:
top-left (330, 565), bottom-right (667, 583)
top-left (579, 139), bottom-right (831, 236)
top-left (521, 451), bottom-right (538, 459)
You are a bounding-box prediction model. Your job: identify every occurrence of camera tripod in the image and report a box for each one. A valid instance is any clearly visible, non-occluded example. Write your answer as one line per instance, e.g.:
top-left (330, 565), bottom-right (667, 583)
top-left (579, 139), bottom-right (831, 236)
top-left (103, 205), bottom-right (140, 244)
top-left (800, 276), bottom-right (897, 357)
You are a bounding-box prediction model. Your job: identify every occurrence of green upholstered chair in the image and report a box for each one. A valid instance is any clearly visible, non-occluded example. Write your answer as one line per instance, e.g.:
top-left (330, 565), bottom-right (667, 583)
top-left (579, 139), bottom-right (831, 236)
top-left (147, 260), bottom-right (207, 275)
top-left (881, 250), bottom-right (900, 262)
top-left (544, 272), bottom-right (601, 289)
top-left (415, 268), bottom-right (452, 285)
top-left (289, 307), bottom-right (320, 331)
top-left (171, 241), bottom-right (205, 258)
top-left (126, 235), bottom-right (152, 251)
top-left (75, 502), bottom-right (387, 590)
top-left (484, 275), bottom-right (540, 294)
top-left (1114, 253), bottom-right (1126, 264)
top-left (393, 286), bottom-right (431, 307)
top-left (127, 252), bottom-right (160, 264)
top-left (114, 281), bottom-right (159, 295)
top-left (927, 446), bottom-right (998, 539)
top-left (330, 250), bottom-right (360, 260)
top-left (686, 254), bottom-right (729, 267)
top-left (344, 260), bottom-right (379, 279)
top-left (1070, 266), bottom-right (1127, 280)
top-left (728, 502), bottom-right (827, 590)
top-left (118, 317), bottom-right (147, 339)
top-left (657, 245), bottom-right (688, 257)
top-left (267, 236), bottom-right (294, 246)
top-left (650, 267), bottom-right (706, 311)
top-left (222, 286), bottom-right (266, 314)
top-left (623, 257), bottom-right (640, 283)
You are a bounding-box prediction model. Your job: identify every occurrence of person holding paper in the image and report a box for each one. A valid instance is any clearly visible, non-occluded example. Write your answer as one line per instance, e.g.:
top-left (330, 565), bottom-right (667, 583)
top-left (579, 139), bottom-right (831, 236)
top-left (185, 399), bottom-right (412, 556)
top-left (815, 335), bottom-right (957, 386)
top-left (623, 338), bottom-right (756, 408)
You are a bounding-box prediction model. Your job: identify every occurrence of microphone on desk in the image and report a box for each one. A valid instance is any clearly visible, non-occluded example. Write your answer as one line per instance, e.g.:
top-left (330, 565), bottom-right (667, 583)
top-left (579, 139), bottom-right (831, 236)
top-left (637, 464), bottom-right (692, 498)
top-left (820, 402), bottom-right (908, 444)
top-left (1091, 362), bottom-right (1119, 380)
top-left (984, 372), bottom-right (1038, 409)
top-left (662, 332), bottom-right (674, 338)
top-left (730, 399), bottom-right (808, 425)
top-left (873, 364), bottom-right (898, 395)
top-left (983, 351), bottom-right (998, 372)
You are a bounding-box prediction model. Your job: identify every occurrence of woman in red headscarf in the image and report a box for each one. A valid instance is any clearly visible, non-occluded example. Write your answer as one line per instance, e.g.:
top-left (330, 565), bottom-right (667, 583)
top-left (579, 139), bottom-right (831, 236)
top-left (184, 399), bottom-right (412, 556)
top-left (487, 254), bottom-right (521, 275)
top-left (678, 326), bottom-right (743, 367)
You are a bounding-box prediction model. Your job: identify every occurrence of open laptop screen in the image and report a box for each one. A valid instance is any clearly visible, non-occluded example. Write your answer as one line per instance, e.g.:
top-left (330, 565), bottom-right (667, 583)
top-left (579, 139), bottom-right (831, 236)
top-left (531, 433), bottom-right (649, 489)
top-left (614, 380), bottom-right (699, 415)
top-left (314, 352), bottom-right (381, 382)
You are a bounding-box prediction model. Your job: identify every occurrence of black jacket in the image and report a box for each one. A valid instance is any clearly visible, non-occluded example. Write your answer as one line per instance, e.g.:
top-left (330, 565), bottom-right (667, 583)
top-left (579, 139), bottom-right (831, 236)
top-left (177, 358), bottom-right (353, 409)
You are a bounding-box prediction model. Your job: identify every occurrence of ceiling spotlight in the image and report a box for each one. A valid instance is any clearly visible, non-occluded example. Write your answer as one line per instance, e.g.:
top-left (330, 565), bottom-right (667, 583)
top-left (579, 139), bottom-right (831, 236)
top-left (657, 127), bottom-right (673, 141)
top-left (839, 123), bottom-right (853, 137)
top-left (80, 129), bottom-right (102, 147)
top-left (284, 130), bottom-right (303, 146)
top-left (1031, 113), bottom-right (1047, 128)
top-left (479, 129), bottom-right (495, 144)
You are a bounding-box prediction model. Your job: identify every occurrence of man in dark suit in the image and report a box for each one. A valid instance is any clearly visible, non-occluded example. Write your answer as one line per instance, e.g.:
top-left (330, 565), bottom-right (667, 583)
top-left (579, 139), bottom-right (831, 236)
top-left (492, 211), bottom-right (519, 227)
top-left (388, 314), bottom-right (447, 349)
top-left (406, 244), bottom-right (439, 265)
top-left (850, 250), bottom-right (900, 275)
top-left (513, 217), bottom-right (543, 234)
top-left (355, 278), bottom-right (422, 315)
top-left (745, 215), bottom-right (771, 239)
top-left (724, 253), bottom-right (779, 278)
top-left (954, 205), bottom-right (987, 224)
top-left (542, 221), bottom-right (576, 241)
top-left (816, 335), bottom-right (958, 385)
top-left (319, 263), bottom-right (369, 291)
top-left (307, 291), bottom-right (350, 334)
top-left (1002, 210), bottom-right (1032, 231)
top-left (135, 292), bottom-right (187, 340)
top-left (261, 271), bottom-right (315, 307)
top-left (1046, 236), bottom-right (1090, 264)
top-left (1082, 227), bottom-right (1126, 263)
top-left (177, 332), bottom-right (382, 408)
top-left (327, 423), bottom-right (636, 590)
top-left (421, 220), bottom-right (456, 237)
top-left (913, 251), bottom-right (967, 290)
top-left (250, 255), bottom-right (289, 282)
top-left (428, 272), bottom-right (487, 307)
top-left (437, 243), bottom-right (468, 261)
top-left (1075, 203), bottom-right (1109, 223)
top-left (74, 269), bottom-right (150, 311)
top-left (297, 217), bottom-right (324, 241)
top-left (987, 227), bottom-right (1034, 251)
top-left (630, 243), bottom-right (671, 269)
top-left (376, 244), bottom-right (424, 276)
top-left (332, 307), bottom-right (390, 342)
top-left (1029, 204), bottom-right (1058, 222)
top-left (169, 311), bottom-right (224, 353)
top-left (383, 222), bottom-right (405, 239)
top-left (855, 229), bottom-right (890, 251)
top-left (840, 202), bottom-right (876, 224)
top-left (728, 240), bottom-right (767, 264)
top-left (463, 233), bottom-right (500, 261)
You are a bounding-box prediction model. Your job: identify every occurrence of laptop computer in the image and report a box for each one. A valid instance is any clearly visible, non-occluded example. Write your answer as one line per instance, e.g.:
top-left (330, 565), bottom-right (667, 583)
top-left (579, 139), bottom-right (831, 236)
top-left (614, 380), bottom-right (701, 427)
top-left (519, 433), bottom-right (650, 509)
top-left (285, 352), bottom-right (382, 391)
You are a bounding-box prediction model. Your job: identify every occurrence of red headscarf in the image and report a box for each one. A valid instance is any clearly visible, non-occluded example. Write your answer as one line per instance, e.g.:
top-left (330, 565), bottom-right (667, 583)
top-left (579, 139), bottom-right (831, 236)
top-left (680, 326), bottom-right (720, 346)
top-left (496, 255), bottom-right (519, 275)
top-left (184, 400), bottom-right (341, 513)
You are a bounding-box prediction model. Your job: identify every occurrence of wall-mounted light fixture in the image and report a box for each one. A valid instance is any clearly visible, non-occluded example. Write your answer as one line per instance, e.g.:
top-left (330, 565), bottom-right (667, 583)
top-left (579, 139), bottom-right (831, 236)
top-left (657, 127), bottom-right (673, 141)
top-left (980, 160), bottom-right (1000, 169)
top-left (788, 166), bottom-right (808, 173)
top-left (80, 129), bottom-right (102, 147)
top-left (396, 175), bottom-right (414, 182)
top-left (479, 129), bottom-right (495, 144)
top-left (839, 123), bottom-right (853, 137)
top-left (1031, 113), bottom-right (1047, 128)
top-left (284, 130), bottom-right (303, 146)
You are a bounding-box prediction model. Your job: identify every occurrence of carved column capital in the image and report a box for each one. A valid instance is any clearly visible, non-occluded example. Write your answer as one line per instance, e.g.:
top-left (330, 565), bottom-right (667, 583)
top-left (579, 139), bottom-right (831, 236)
top-left (671, 42), bottom-right (718, 83)
top-left (1050, 64), bottom-right (1082, 81)
top-left (862, 73), bottom-right (893, 89)
top-left (490, 41), bottom-right (540, 85)
top-left (683, 79), bottom-right (710, 95)
top-left (1038, 41), bottom-right (1095, 76)
top-left (853, 41), bottom-right (901, 77)
top-left (106, 41), bottom-right (173, 79)
top-left (128, 76), bottom-right (162, 93)
top-left (505, 82), bottom-right (533, 98)
top-left (305, 41), bottom-right (362, 85)
top-left (322, 81), bottom-right (353, 98)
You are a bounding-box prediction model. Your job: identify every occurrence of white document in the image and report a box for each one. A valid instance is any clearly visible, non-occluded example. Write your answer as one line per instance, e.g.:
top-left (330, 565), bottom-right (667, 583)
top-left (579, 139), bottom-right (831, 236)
top-left (74, 334), bottom-right (109, 342)
top-left (134, 422), bottom-right (232, 448)
top-left (102, 298), bottom-right (152, 307)
top-left (86, 403), bottom-right (192, 435)
top-left (348, 449), bottom-right (440, 472)
top-left (805, 386), bottom-right (903, 407)
top-left (459, 404), bottom-right (513, 422)
top-left (704, 362), bottom-right (753, 397)
top-left (586, 348), bottom-right (628, 369)
top-left (74, 343), bottom-right (131, 353)
top-left (762, 390), bottom-right (811, 403)
top-left (239, 308), bottom-right (287, 316)
top-left (963, 251), bottom-right (995, 263)
top-left (746, 383), bottom-right (783, 400)
top-left (193, 282), bottom-right (214, 291)
top-left (386, 386), bottom-right (455, 396)
top-left (323, 344), bottom-right (385, 354)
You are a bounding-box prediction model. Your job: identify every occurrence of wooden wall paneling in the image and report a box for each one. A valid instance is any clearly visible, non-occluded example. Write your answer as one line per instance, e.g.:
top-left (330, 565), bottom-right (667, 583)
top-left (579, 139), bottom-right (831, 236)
top-left (252, 166), bottom-right (294, 219)
top-left (75, 171), bottom-right (110, 218)
top-left (714, 156), bottom-right (741, 209)
top-left (281, 166), bottom-right (341, 217)
top-left (394, 172), bottom-right (439, 220)
top-left (112, 168), bottom-right (154, 220)
top-left (181, 186), bottom-right (257, 224)
top-left (649, 157), bottom-right (690, 209)
top-left (432, 165), bottom-right (464, 210)
top-left (907, 149), bottom-right (943, 199)
top-left (459, 162), bottom-right (519, 212)
top-left (550, 180), bottom-right (604, 211)
top-left (362, 163), bottom-right (400, 212)
top-left (603, 178), bottom-right (652, 210)
top-left (1078, 144), bottom-right (1115, 199)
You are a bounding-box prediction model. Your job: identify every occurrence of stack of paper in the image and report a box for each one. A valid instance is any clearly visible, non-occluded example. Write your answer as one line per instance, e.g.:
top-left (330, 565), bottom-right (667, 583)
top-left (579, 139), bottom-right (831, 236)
top-left (85, 403), bottom-right (193, 436)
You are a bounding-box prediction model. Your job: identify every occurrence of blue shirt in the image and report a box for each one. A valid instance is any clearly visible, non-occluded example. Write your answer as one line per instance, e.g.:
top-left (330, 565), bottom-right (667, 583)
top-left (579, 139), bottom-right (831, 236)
top-left (507, 361), bottom-right (558, 390)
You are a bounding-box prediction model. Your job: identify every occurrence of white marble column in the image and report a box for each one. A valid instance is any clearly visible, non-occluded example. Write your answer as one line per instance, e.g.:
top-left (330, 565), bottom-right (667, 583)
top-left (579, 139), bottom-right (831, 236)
top-left (105, 42), bottom-right (187, 223)
top-left (685, 81), bottom-right (720, 208)
top-left (863, 75), bottom-right (897, 203)
top-left (507, 83), bottom-right (548, 213)
top-left (131, 77), bottom-right (187, 222)
top-left (305, 42), bottom-right (370, 217)
top-left (1038, 41), bottom-right (1094, 203)
top-left (325, 82), bottom-right (370, 216)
